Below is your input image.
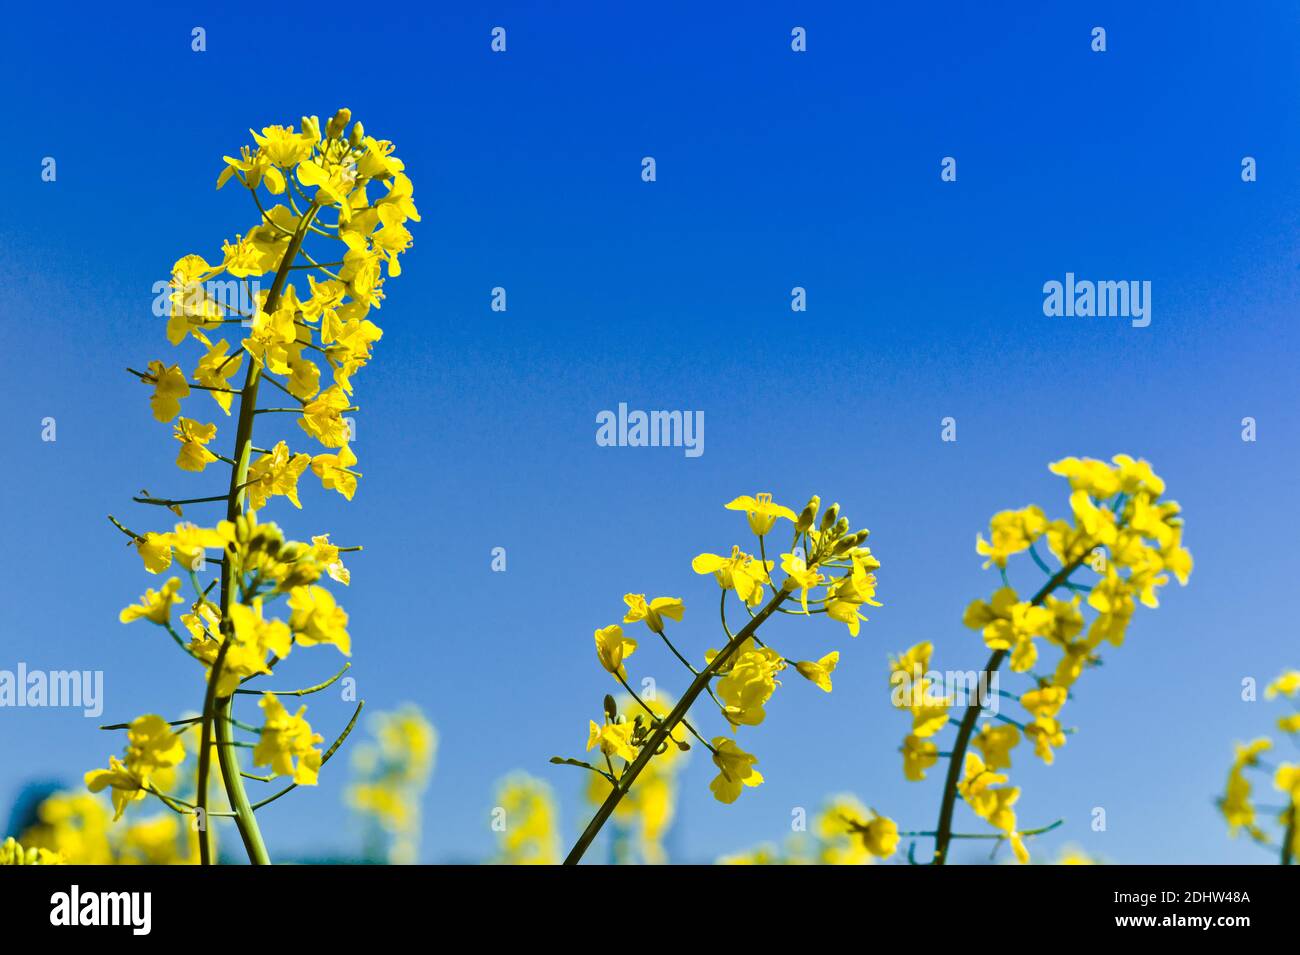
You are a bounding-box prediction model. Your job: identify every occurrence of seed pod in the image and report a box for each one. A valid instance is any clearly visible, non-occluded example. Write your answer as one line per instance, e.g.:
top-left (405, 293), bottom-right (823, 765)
top-left (796, 496), bottom-right (820, 533)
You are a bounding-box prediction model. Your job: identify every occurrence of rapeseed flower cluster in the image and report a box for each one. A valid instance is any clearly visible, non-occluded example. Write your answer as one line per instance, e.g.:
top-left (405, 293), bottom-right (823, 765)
top-left (91, 110), bottom-right (417, 864)
top-left (878, 456), bottom-right (1190, 864)
top-left (559, 492), bottom-right (881, 864)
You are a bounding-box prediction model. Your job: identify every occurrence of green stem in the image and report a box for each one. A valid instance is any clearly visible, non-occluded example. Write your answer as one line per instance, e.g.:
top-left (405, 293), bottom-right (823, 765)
top-left (564, 586), bottom-right (789, 865)
top-left (931, 553), bottom-right (1087, 865)
top-left (195, 635), bottom-right (231, 866)
top-left (1283, 804), bottom-right (1296, 866)
top-left (209, 199), bottom-right (321, 865)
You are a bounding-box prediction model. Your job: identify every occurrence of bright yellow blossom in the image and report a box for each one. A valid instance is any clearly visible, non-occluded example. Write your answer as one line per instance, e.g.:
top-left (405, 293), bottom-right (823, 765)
top-left (622, 594), bottom-right (684, 634)
top-left (311, 444), bottom-right (359, 500)
top-left (288, 585), bottom-right (351, 655)
top-left (119, 577), bottom-right (183, 625)
top-left (795, 651), bottom-right (839, 692)
top-left (586, 720), bottom-right (638, 763)
top-left (246, 440), bottom-right (311, 510)
top-left (710, 737), bottom-right (764, 804)
top-left (173, 417), bottom-right (219, 472)
top-left (253, 694), bottom-right (323, 785)
top-left (724, 493), bottom-right (797, 536)
top-left (593, 624), bottom-right (636, 679)
top-left (146, 360), bottom-right (190, 422)
top-left (692, 546), bottom-right (773, 606)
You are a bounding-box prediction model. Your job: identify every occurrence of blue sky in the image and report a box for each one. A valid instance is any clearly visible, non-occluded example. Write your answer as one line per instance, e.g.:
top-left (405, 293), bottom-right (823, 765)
top-left (1, 1), bottom-right (1298, 863)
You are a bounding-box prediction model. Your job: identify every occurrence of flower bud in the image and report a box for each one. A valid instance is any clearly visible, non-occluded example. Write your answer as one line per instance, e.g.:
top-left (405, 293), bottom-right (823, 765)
top-left (796, 496), bottom-right (820, 533)
top-left (832, 533), bottom-right (859, 557)
top-left (832, 517), bottom-right (849, 538)
top-left (820, 503), bottom-right (840, 532)
top-left (348, 122), bottom-right (364, 147)
top-left (301, 115), bottom-right (321, 141)
top-left (326, 108), bottom-right (352, 139)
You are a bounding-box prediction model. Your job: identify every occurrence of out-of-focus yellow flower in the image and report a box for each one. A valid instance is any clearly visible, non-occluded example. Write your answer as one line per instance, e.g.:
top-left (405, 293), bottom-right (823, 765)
top-left (976, 505), bottom-right (1047, 568)
top-left (1025, 716), bottom-right (1067, 765)
top-left (20, 792), bottom-right (114, 865)
top-left (117, 815), bottom-right (191, 865)
top-left (902, 733), bottom-right (939, 781)
top-left (815, 795), bottom-right (874, 865)
top-left (963, 587), bottom-right (1054, 672)
top-left (956, 753), bottom-right (1025, 861)
top-left (1056, 845), bottom-right (1100, 865)
top-left (1219, 738), bottom-right (1276, 843)
top-left (1265, 671), bottom-right (1300, 700)
top-left (493, 773), bottom-right (560, 865)
top-left (972, 723), bottom-right (1020, 772)
top-left (0, 837), bottom-right (63, 865)
top-left (347, 705), bottom-right (437, 864)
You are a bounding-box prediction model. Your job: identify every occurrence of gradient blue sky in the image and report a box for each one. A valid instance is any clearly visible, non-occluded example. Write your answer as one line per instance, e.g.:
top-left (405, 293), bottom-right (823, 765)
top-left (2, 1), bottom-right (1298, 863)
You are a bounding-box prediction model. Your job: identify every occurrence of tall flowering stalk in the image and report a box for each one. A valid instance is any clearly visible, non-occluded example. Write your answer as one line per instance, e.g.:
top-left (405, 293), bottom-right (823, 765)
top-left (1217, 671), bottom-right (1300, 864)
top-left (868, 455), bottom-right (1191, 864)
top-left (91, 109), bottom-right (418, 864)
top-left (557, 493), bottom-right (882, 864)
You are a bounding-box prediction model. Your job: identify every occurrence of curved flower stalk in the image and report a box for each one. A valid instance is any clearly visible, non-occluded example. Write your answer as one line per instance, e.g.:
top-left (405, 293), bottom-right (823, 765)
top-left (346, 705), bottom-right (437, 864)
top-left (867, 455), bottom-right (1191, 865)
top-left (1217, 671), bottom-right (1300, 864)
top-left (92, 109), bottom-right (418, 864)
top-left (557, 493), bottom-right (882, 865)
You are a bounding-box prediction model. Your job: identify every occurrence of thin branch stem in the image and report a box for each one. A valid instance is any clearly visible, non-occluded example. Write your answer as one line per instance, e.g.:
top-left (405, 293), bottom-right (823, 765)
top-left (564, 586), bottom-right (789, 865)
